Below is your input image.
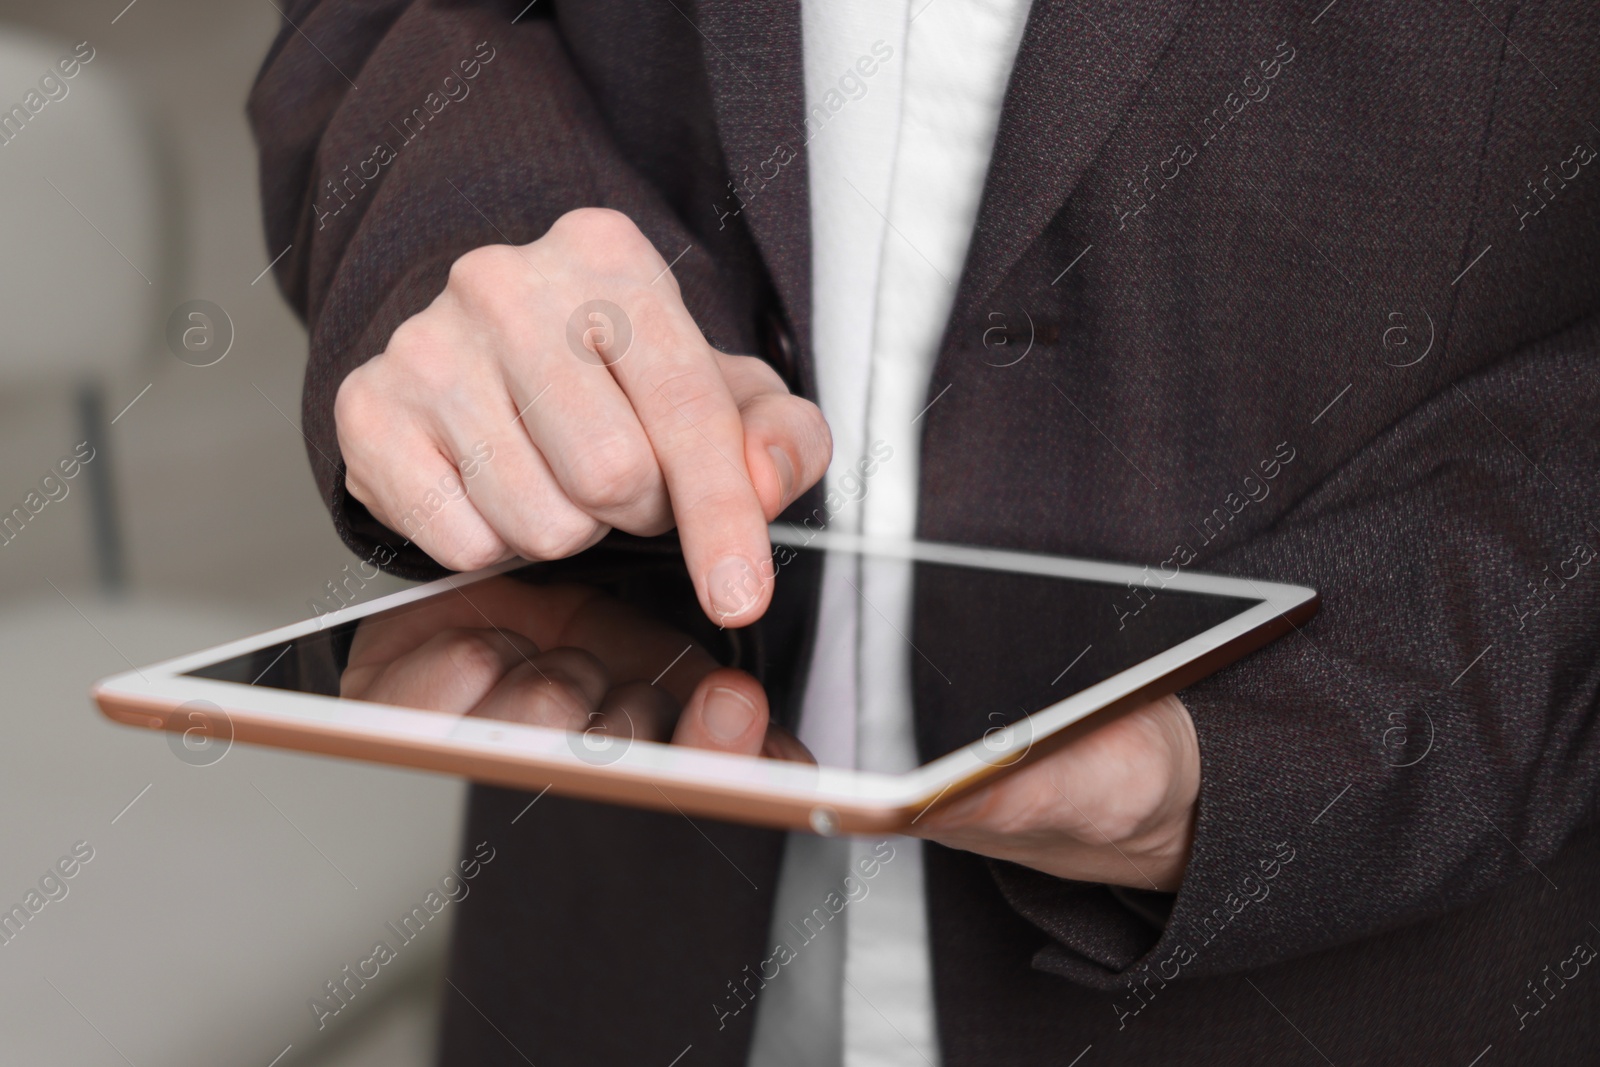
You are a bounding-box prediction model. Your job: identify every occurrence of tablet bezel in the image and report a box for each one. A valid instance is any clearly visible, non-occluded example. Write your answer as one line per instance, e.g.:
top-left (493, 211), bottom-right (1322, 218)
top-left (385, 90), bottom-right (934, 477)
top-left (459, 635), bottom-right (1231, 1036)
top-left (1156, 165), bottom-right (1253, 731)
top-left (92, 525), bottom-right (1317, 833)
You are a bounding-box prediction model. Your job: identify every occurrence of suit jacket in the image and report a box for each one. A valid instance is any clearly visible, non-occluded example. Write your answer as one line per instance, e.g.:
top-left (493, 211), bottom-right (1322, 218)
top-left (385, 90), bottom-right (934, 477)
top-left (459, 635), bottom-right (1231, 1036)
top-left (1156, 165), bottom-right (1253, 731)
top-left (251, 1), bottom-right (1600, 1063)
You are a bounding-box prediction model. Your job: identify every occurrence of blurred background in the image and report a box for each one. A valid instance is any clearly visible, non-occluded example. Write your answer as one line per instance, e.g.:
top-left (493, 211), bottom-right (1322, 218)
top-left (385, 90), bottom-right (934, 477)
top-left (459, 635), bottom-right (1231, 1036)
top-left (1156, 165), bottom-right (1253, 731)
top-left (0, 3), bottom-right (461, 1064)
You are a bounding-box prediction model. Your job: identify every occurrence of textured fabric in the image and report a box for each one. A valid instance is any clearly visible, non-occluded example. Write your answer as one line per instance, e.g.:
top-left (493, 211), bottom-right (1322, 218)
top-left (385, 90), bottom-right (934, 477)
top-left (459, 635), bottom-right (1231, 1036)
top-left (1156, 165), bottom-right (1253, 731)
top-left (251, 1), bottom-right (1600, 1064)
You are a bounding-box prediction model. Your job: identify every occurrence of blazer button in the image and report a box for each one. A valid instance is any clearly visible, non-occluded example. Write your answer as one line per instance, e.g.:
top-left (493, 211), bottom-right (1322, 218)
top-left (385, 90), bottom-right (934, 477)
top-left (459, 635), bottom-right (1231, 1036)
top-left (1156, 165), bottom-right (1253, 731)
top-left (763, 309), bottom-right (799, 388)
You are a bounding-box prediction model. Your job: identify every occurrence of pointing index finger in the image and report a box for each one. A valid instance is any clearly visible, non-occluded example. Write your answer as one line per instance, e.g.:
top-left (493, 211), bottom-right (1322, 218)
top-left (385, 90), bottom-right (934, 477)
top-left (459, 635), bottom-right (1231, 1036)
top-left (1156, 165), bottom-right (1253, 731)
top-left (595, 295), bottom-right (776, 624)
top-left (645, 368), bottom-right (775, 624)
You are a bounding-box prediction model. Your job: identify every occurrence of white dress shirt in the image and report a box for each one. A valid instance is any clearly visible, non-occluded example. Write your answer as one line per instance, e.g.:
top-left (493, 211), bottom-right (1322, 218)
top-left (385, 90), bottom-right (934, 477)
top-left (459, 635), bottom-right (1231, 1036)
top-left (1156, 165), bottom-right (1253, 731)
top-left (747, 3), bottom-right (1035, 1065)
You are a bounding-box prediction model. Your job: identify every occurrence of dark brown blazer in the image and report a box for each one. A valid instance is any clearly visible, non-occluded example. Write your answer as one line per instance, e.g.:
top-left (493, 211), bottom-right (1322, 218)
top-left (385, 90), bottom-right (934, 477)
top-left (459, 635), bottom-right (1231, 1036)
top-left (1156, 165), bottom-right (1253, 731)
top-left (251, 1), bottom-right (1600, 1063)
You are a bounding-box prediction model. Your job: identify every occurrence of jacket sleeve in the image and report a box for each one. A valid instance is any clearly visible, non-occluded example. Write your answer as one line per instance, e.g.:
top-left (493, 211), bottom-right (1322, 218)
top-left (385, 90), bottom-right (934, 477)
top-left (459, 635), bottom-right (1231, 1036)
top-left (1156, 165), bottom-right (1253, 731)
top-left (994, 314), bottom-right (1600, 993)
top-left (247, 0), bottom-right (752, 579)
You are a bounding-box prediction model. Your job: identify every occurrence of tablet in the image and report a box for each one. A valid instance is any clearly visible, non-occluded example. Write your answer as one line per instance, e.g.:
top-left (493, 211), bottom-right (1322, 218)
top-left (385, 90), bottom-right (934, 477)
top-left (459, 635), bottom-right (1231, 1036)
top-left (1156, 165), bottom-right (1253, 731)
top-left (92, 526), bottom-right (1316, 834)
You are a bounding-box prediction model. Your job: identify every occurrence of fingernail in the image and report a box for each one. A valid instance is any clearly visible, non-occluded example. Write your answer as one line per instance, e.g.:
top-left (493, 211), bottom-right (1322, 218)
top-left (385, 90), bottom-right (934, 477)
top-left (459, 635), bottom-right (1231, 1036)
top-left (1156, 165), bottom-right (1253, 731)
top-left (708, 556), bottom-right (761, 620)
top-left (703, 686), bottom-right (757, 742)
top-left (767, 445), bottom-right (795, 506)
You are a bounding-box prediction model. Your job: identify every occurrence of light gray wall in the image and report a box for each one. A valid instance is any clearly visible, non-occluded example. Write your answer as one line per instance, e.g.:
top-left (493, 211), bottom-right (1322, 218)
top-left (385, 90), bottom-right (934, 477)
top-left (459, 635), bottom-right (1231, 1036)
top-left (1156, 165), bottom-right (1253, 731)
top-left (0, 0), bottom-right (405, 620)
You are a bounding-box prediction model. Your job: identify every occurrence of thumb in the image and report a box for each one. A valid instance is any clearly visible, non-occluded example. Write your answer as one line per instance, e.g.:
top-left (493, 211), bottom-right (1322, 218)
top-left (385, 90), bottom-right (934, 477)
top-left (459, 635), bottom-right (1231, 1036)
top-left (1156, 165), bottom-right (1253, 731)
top-left (718, 354), bottom-right (832, 520)
top-left (671, 668), bottom-right (770, 755)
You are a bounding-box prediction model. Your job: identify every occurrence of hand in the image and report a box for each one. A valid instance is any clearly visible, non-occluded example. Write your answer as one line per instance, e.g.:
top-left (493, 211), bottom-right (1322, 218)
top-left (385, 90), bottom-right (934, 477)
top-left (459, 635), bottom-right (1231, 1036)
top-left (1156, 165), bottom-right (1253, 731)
top-left (339, 577), bottom-right (813, 762)
top-left (910, 694), bottom-right (1201, 892)
top-left (334, 208), bottom-right (832, 624)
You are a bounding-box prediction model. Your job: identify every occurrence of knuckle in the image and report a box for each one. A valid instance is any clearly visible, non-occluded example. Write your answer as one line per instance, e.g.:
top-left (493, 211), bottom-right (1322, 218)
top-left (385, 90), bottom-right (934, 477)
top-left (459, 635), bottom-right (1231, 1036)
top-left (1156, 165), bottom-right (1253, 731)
top-left (425, 522), bottom-right (504, 572)
top-left (333, 367), bottom-right (381, 443)
top-left (552, 207), bottom-right (645, 248)
top-left (384, 317), bottom-right (464, 394)
top-left (626, 290), bottom-right (687, 343)
top-left (435, 630), bottom-right (513, 685)
top-left (651, 359), bottom-right (737, 428)
top-left (791, 394), bottom-right (826, 431)
top-left (550, 209), bottom-right (662, 278)
top-left (564, 437), bottom-right (659, 513)
top-left (677, 482), bottom-right (752, 525)
top-left (516, 678), bottom-right (589, 728)
top-left (384, 311), bottom-right (439, 358)
top-left (508, 514), bottom-right (603, 562)
top-left (728, 353), bottom-right (788, 394)
top-left (536, 648), bottom-right (608, 699)
top-left (794, 396), bottom-right (833, 467)
top-left (447, 244), bottom-right (524, 296)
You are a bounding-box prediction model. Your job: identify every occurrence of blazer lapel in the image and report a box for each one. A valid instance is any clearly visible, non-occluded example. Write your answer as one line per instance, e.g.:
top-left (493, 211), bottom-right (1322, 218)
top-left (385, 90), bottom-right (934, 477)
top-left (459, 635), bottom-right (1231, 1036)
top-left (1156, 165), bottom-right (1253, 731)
top-left (953, 0), bottom-right (1197, 323)
top-left (693, 0), bottom-right (814, 362)
top-left (689, 0), bottom-right (1194, 369)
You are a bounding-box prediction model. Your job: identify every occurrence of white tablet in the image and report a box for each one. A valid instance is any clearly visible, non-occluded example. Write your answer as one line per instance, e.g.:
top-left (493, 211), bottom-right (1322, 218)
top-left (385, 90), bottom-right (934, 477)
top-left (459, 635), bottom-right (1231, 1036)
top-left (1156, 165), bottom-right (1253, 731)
top-left (92, 525), bottom-right (1316, 835)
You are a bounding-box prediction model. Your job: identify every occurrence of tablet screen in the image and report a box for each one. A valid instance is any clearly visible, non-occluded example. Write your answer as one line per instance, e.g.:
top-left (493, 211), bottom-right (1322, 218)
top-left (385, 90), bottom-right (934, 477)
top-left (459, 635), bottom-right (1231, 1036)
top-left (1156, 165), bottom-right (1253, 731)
top-left (185, 538), bottom-right (1259, 769)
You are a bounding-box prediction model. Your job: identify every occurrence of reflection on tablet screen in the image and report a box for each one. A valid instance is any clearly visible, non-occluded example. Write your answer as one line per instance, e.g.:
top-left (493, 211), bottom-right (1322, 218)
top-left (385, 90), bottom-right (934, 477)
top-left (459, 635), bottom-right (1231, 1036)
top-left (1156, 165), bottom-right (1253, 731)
top-left (185, 540), bottom-right (1257, 769)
